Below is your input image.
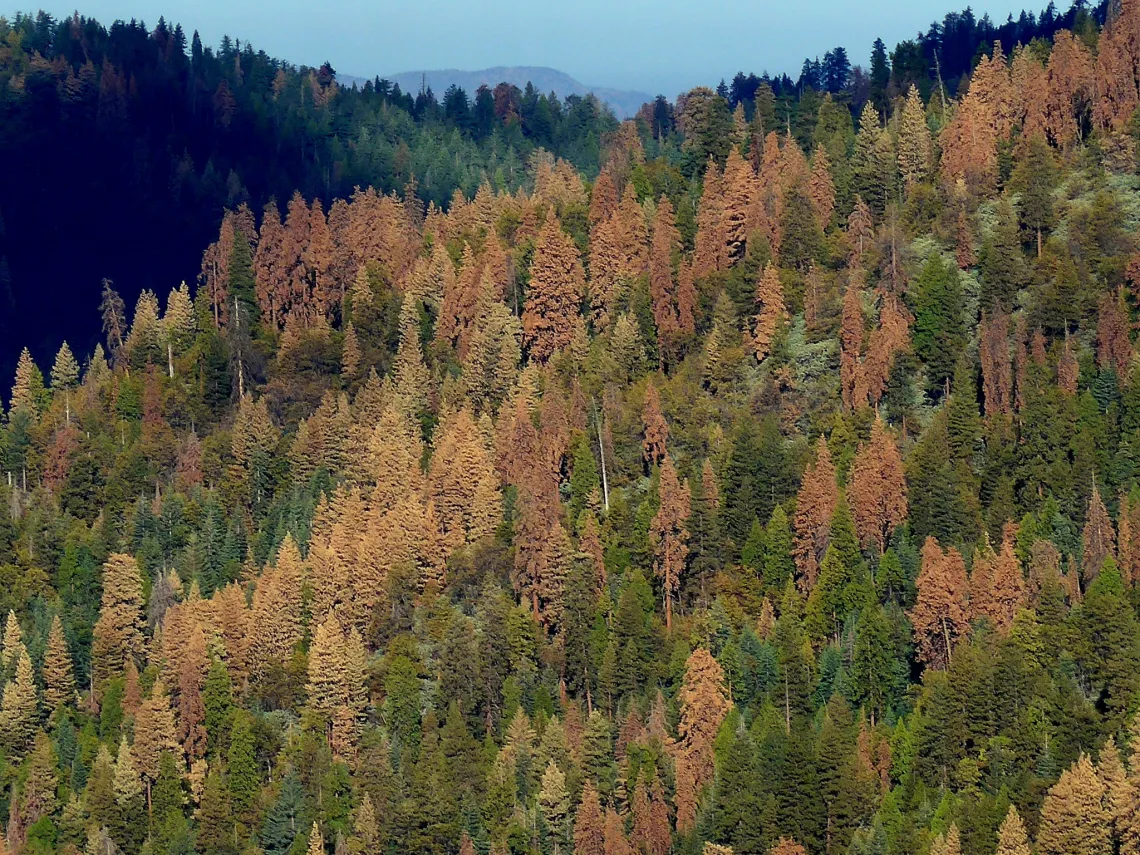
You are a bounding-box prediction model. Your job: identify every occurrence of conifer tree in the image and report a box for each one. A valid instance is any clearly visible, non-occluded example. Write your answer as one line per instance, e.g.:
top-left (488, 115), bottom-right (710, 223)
top-left (753, 263), bottom-right (785, 361)
top-left (849, 417), bottom-right (908, 554)
top-left (841, 272), bottom-right (864, 408)
top-left (910, 537), bottom-right (970, 669)
top-left (177, 624), bottom-right (209, 759)
top-left (642, 380), bottom-right (669, 466)
top-left (974, 529), bottom-right (1027, 633)
top-left (651, 454), bottom-right (691, 631)
top-left (897, 85), bottom-right (931, 188)
top-left (2, 609), bottom-right (22, 669)
top-left (538, 761), bottom-right (570, 851)
top-left (809, 145), bottom-right (836, 230)
top-left (303, 822), bottom-right (322, 855)
top-left (723, 147), bottom-right (757, 261)
top-left (980, 312), bottom-right (1013, 417)
top-left (524, 216), bottom-right (586, 362)
top-left (769, 840), bottom-right (808, 855)
top-left (112, 735), bottom-right (145, 850)
top-left (133, 680), bottom-right (182, 806)
top-left (43, 614), bottom-right (75, 714)
top-left (341, 321), bottom-right (362, 379)
top-left (573, 780), bottom-right (605, 855)
top-left (793, 437), bottom-right (838, 589)
top-left (1098, 736), bottom-right (1134, 850)
top-left (604, 805), bottom-right (635, 855)
top-left (9, 347), bottom-right (44, 413)
top-left (649, 196), bottom-right (682, 358)
top-left (1037, 753), bottom-right (1109, 855)
top-left (693, 157), bottom-right (728, 279)
top-left (1083, 484), bottom-right (1116, 582)
top-left (51, 341), bottom-right (80, 421)
top-left (995, 806), bottom-right (1031, 855)
top-left (0, 648), bottom-right (38, 758)
top-left (675, 648), bottom-right (732, 829)
top-left (249, 535), bottom-right (305, 674)
top-left (92, 553), bottom-right (147, 694)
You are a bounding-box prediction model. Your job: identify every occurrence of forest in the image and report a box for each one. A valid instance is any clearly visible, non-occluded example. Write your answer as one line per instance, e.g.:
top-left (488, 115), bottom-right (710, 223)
top-left (5, 1), bottom-right (1140, 855)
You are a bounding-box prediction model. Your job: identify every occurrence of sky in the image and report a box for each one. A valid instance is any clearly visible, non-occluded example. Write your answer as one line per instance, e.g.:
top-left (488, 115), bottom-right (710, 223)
top-left (40, 0), bottom-right (1033, 96)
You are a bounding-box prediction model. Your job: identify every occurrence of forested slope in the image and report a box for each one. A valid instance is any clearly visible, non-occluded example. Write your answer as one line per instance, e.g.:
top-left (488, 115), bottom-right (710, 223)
top-left (4, 3), bottom-right (1140, 855)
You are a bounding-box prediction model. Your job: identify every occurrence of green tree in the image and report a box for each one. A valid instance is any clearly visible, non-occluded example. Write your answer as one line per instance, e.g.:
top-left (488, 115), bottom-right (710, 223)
top-left (912, 254), bottom-right (965, 398)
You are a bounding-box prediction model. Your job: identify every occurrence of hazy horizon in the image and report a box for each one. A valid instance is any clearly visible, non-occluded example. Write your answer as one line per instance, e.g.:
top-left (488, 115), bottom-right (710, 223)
top-left (33, 0), bottom-right (1035, 96)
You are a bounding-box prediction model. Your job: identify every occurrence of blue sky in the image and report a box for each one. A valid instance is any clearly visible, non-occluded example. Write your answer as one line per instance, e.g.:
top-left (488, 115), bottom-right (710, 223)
top-left (40, 0), bottom-right (1031, 95)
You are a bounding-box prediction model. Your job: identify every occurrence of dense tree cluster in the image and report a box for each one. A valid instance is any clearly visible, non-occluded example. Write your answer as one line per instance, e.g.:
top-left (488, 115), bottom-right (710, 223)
top-left (7, 2), bottom-right (1140, 855)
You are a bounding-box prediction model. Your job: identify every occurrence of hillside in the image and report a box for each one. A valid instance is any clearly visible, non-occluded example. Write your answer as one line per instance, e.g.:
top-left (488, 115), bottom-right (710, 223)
top-left (382, 66), bottom-right (653, 118)
top-left (6, 3), bottom-right (1140, 855)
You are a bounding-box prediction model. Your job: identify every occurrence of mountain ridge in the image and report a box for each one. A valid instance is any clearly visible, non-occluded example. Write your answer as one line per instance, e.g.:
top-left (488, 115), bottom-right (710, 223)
top-left (344, 65), bottom-right (652, 119)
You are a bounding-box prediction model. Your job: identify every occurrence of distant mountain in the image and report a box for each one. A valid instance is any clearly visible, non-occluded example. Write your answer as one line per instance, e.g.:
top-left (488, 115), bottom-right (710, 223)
top-left (353, 66), bottom-right (652, 119)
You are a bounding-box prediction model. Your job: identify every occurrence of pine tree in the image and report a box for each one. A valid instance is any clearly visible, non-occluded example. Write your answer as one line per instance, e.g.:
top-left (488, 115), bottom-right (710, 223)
top-left (341, 322), bottom-right (362, 379)
top-left (1098, 736), bottom-right (1134, 850)
top-left (841, 272), bottom-right (864, 408)
top-left (651, 454), bottom-right (691, 631)
top-left (91, 553), bottom-right (147, 695)
top-left (974, 528), bottom-right (1026, 633)
top-left (642, 379), bottom-right (669, 466)
top-left (793, 437), bottom-right (838, 590)
top-left (1083, 484), bottom-right (1116, 582)
top-left (1037, 753), bottom-right (1110, 855)
top-left (910, 537), bottom-right (970, 669)
top-left (0, 648), bottom-right (38, 758)
top-left (50, 341), bottom-right (80, 411)
top-left (2, 609), bottom-right (22, 669)
top-left (723, 147), bottom-right (757, 261)
top-left (595, 805), bottom-right (630, 855)
top-left (649, 196), bottom-right (682, 358)
top-left (163, 281), bottom-right (197, 356)
top-left (307, 822), bottom-right (324, 855)
top-left (112, 735), bottom-right (146, 851)
top-left (675, 647), bottom-right (732, 830)
top-left (9, 347), bottom-right (44, 413)
top-left (694, 157), bottom-right (728, 279)
top-left (849, 418), bottom-right (908, 554)
top-left (897, 85), bottom-right (931, 188)
top-left (177, 624), bottom-right (208, 759)
top-left (573, 780), bottom-right (605, 855)
top-left (753, 263), bottom-right (785, 361)
top-left (524, 216), bottom-right (586, 362)
top-left (995, 806), bottom-right (1031, 855)
top-left (249, 535), bottom-right (305, 674)
top-left (133, 680), bottom-right (182, 806)
top-left (980, 311), bottom-right (1013, 417)
top-left (809, 145), bottom-right (836, 230)
top-left (769, 840), bottom-right (808, 855)
top-left (538, 761), bottom-right (570, 851)
top-left (43, 614), bottom-right (75, 714)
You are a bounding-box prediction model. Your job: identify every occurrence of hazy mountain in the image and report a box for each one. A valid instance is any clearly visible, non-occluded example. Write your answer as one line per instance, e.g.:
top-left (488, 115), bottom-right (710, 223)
top-left (361, 66), bottom-right (652, 119)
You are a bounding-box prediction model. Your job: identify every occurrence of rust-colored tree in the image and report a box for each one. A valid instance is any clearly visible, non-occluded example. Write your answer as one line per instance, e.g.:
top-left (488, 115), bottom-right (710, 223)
top-left (1097, 289), bottom-right (1132, 380)
top-left (523, 217), bottom-right (586, 362)
top-left (651, 454), bottom-right (691, 631)
top-left (1082, 483), bottom-right (1116, 583)
top-left (808, 145), bottom-right (836, 230)
top-left (642, 379), bottom-right (669, 467)
top-left (841, 271), bottom-right (864, 408)
top-left (673, 647), bottom-right (732, 831)
top-left (980, 311), bottom-right (1013, 417)
top-left (793, 438), bottom-right (838, 590)
top-left (910, 537), bottom-right (970, 669)
top-left (649, 196), bottom-right (682, 360)
top-left (753, 263), bottom-right (785, 361)
top-left (849, 418), bottom-right (908, 554)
